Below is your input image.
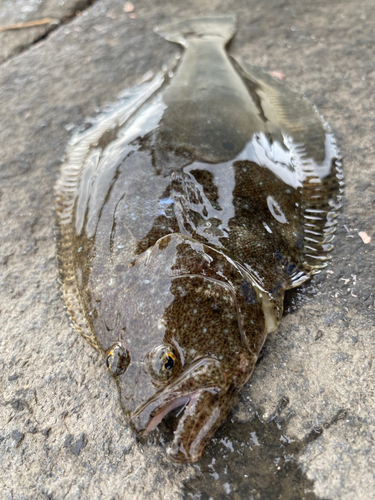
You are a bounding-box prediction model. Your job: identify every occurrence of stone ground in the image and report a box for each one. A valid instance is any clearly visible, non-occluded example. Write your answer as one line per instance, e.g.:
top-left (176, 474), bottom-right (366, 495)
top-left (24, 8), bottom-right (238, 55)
top-left (0, 0), bottom-right (374, 498)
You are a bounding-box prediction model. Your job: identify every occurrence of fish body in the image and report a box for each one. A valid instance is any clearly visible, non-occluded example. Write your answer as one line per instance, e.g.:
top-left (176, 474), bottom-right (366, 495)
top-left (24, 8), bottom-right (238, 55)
top-left (55, 16), bottom-right (342, 463)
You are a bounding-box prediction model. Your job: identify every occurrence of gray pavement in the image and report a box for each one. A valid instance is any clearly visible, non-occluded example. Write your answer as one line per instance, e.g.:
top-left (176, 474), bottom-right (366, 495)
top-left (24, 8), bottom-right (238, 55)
top-left (0, 0), bottom-right (374, 498)
top-left (0, 0), bottom-right (94, 64)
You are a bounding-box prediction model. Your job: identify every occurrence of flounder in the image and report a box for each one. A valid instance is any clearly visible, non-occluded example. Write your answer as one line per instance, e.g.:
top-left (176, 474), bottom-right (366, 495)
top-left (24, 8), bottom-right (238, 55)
top-left (55, 15), bottom-right (343, 463)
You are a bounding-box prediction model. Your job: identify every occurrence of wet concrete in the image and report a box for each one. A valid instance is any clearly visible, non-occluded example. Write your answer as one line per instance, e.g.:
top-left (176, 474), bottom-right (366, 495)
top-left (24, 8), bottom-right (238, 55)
top-left (1, 0), bottom-right (375, 498)
top-left (184, 412), bottom-right (322, 500)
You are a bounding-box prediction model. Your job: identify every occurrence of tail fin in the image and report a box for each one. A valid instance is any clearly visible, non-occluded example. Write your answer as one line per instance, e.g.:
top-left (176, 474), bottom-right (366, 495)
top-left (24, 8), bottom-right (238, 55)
top-left (154, 15), bottom-right (236, 48)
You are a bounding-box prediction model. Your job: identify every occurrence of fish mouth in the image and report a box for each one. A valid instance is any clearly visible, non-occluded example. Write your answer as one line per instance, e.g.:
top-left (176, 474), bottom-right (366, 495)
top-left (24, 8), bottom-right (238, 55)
top-left (130, 357), bottom-right (234, 463)
top-left (142, 394), bottom-right (192, 434)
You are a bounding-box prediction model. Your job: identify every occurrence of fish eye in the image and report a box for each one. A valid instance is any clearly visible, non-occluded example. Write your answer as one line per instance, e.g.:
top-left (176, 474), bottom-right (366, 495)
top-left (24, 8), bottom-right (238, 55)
top-left (145, 344), bottom-right (180, 381)
top-left (106, 343), bottom-right (130, 377)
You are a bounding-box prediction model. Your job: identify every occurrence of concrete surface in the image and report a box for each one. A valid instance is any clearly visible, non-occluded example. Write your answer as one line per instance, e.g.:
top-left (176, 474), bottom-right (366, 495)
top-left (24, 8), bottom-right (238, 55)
top-left (0, 0), bottom-right (95, 64)
top-left (0, 0), bottom-right (374, 498)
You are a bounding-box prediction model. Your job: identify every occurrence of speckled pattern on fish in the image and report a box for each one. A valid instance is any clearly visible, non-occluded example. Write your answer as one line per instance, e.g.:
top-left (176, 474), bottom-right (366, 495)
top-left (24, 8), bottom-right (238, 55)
top-left (55, 15), bottom-right (343, 463)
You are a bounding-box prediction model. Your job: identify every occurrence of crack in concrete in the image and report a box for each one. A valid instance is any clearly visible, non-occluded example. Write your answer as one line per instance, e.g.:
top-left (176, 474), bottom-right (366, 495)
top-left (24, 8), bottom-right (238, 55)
top-left (0, 0), bottom-right (98, 66)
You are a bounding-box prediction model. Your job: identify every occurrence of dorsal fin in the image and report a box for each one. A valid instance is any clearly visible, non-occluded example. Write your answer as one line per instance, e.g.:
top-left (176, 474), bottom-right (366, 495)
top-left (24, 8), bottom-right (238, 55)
top-left (230, 56), bottom-right (344, 280)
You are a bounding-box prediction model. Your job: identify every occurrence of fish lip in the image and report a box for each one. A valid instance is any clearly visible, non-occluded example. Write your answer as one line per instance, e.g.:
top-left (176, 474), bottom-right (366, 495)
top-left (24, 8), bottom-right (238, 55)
top-left (129, 357), bottom-right (226, 436)
top-left (134, 394), bottom-right (193, 436)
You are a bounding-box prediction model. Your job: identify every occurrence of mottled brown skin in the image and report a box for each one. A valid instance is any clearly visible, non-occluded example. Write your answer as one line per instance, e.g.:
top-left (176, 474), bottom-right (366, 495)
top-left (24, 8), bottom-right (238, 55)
top-left (55, 15), bottom-right (342, 462)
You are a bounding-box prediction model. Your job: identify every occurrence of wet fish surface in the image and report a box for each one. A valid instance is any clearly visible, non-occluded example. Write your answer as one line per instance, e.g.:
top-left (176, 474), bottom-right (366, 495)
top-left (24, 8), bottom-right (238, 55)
top-left (55, 15), bottom-right (343, 463)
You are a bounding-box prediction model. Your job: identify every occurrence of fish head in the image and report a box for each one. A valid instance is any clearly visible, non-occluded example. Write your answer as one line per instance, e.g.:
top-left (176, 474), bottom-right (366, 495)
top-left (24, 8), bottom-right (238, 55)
top-left (104, 233), bottom-right (260, 462)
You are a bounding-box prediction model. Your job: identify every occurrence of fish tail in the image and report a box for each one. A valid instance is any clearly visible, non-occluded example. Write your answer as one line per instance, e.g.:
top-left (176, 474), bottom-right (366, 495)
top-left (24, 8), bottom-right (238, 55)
top-left (154, 15), bottom-right (236, 47)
